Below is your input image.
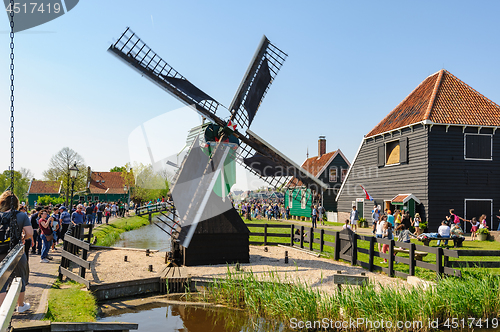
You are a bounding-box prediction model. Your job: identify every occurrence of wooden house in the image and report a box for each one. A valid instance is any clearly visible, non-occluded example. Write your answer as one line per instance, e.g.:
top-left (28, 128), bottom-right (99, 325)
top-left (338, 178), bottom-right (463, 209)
top-left (84, 168), bottom-right (129, 203)
top-left (27, 180), bottom-right (62, 207)
top-left (336, 69), bottom-right (500, 232)
top-left (286, 136), bottom-right (350, 217)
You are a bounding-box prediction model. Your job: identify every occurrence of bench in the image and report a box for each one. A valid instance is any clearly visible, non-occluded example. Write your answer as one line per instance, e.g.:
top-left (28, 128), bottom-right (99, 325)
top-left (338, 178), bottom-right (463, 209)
top-left (393, 248), bottom-right (428, 261)
top-left (333, 271), bottom-right (369, 292)
top-left (419, 237), bottom-right (463, 248)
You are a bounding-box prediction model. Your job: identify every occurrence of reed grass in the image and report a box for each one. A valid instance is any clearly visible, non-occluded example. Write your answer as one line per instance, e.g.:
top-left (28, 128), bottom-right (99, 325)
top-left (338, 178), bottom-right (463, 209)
top-left (201, 269), bottom-right (500, 331)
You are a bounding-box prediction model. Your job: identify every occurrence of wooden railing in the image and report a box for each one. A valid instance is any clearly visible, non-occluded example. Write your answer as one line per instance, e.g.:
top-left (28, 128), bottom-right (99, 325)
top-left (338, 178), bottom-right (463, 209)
top-left (135, 202), bottom-right (170, 216)
top-left (445, 250), bottom-right (500, 268)
top-left (58, 224), bottom-right (93, 288)
top-left (247, 223), bottom-right (464, 280)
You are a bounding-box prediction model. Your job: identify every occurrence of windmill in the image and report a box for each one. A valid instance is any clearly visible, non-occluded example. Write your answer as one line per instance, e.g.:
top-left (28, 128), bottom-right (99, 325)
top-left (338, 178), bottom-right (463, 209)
top-left (109, 28), bottom-right (328, 265)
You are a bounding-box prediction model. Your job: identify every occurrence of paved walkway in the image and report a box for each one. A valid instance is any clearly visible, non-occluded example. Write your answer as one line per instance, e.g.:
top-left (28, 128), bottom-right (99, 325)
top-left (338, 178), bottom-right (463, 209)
top-left (10, 250), bottom-right (61, 323)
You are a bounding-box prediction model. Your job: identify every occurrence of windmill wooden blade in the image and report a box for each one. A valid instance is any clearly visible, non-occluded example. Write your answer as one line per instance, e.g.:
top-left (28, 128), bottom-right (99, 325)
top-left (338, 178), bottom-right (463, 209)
top-left (234, 129), bottom-right (328, 193)
top-left (108, 28), bottom-right (226, 127)
top-left (229, 36), bottom-right (287, 130)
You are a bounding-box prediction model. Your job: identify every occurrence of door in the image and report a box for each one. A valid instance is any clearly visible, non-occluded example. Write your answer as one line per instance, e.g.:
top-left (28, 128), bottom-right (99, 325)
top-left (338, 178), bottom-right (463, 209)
top-left (356, 199), bottom-right (364, 219)
top-left (464, 199), bottom-right (492, 232)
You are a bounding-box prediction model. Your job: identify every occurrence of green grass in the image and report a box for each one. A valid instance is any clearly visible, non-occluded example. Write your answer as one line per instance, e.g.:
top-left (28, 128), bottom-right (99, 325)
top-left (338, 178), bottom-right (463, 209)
top-left (201, 269), bottom-right (500, 331)
top-left (45, 280), bottom-right (97, 322)
top-left (92, 215), bottom-right (151, 247)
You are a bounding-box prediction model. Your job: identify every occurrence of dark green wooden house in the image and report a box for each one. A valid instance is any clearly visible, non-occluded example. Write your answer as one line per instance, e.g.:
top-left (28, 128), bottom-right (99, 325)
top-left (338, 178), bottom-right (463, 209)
top-left (285, 137), bottom-right (350, 217)
top-left (27, 180), bottom-right (62, 207)
top-left (337, 69), bottom-right (500, 231)
top-left (82, 170), bottom-right (129, 203)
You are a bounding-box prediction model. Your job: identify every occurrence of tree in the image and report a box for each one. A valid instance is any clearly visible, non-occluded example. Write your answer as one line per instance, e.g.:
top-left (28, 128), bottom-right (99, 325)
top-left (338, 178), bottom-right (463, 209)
top-left (110, 166), bottom-right (126, 172)
top-left (42, 147), bottom-right (86, 208)
top-left (122, 162), bottom-right (169, 204)
top-left (0, 168), bottom-right (32, 202)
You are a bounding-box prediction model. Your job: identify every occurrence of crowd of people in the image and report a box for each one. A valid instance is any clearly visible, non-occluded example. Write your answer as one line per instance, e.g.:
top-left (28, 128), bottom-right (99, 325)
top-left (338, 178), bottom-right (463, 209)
top-left (237, 199), bottom-right (289, 221)
top-left (0, 191), bottom-right (139, 313)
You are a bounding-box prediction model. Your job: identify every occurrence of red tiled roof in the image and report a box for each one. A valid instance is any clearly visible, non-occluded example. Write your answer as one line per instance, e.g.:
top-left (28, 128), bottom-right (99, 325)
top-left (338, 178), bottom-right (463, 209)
top-left (88, 172), bottom-right (126, 194)
top-left (288, 150), bottom-right (338, 187)
top-left (366, 70), bottom-right (500, 137)
top-left (392, 194), bottom-right (409, 203)
top-left (29, 181), bottom-right (60, 194)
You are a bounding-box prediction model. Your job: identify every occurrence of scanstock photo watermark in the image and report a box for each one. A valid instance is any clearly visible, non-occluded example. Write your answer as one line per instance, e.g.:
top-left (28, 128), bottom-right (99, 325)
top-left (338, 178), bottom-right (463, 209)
top-left (4, 0), bottom-right (78, 32)
top-left (289, 317), bottom-right (500, 330)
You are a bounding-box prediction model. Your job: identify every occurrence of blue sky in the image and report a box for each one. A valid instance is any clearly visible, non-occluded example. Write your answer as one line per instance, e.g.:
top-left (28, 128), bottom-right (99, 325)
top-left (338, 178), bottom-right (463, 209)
top-left (1, 0), bottom-right (499, 188)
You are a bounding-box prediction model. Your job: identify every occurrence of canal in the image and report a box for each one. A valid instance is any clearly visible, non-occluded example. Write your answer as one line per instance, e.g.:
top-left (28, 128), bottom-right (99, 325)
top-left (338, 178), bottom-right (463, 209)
top-left (112, 217), bottom-right (173, 252)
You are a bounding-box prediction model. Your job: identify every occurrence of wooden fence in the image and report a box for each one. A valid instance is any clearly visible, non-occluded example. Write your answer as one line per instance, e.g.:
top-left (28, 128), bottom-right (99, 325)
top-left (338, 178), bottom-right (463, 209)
top-left (58, 224), bottom-right (93, 288)
top-left (246, 223), bottom-right (497, 280)
top-left (135, 202), bottom-right (170, 217)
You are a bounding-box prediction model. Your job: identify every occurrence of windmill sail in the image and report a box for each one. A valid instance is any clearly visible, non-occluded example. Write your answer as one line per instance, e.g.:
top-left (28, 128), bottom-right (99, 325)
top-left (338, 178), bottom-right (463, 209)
top-left (229, 35), bottom-right (287, 130)
top-left (108, 28), bottom-right (225, 127)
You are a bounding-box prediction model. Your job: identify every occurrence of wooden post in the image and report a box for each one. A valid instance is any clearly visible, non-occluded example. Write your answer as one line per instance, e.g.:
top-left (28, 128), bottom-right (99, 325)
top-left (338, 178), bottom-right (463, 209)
top-left (320, 229), bottom-right (324, 253)
top-left (436, 247), bottom-right (443, 281)
top-left (290, 224), bottom-right (295, 247)
top-left (300, 226), bottom-right (304, 249)
top-left (309, 227), bottom-right (314, 251)
top-left (148, 212), bottom-right (152, 223)
top-left (334, 231), bottom-right (340, 260)
top-left (351, 231), bottom-right (357, 266)
top-left (264, 224), bottom-right (268, 245)
top-left (388, 240), bottom-right (394, 277)
top-left (368, 236), bottom-right (375, 272)
top-left (87, 224), bottom-right (93, 244)
top-left (409, 243), bottom-right (416, 276)
top-left (80, 247), bottom-right (88, 278)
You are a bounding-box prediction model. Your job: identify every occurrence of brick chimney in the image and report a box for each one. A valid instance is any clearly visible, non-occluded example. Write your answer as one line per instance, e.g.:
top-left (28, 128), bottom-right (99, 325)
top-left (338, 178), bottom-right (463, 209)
top-left (318, 136), bottom-right (326, 157)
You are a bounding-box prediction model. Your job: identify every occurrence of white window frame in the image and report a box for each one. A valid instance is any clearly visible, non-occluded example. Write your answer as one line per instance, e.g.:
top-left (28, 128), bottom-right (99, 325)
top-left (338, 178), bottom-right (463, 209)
top-left (329, 167), bottom-right (337, 183)
top-left (288, 191), bottom-right (293, 209)
top-left (464, 133), bottom-right (493, 161)
top-left (385, 139), bottom-right (401, 167)
top-left (301, 190), bottom-right (307, 209)
top-left (464, 198), bottom-right (493, 233)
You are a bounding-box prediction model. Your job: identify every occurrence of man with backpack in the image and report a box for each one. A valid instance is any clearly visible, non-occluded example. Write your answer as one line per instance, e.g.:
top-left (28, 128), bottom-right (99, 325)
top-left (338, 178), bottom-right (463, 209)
top-left (0, 191), bottom-right (33, 313)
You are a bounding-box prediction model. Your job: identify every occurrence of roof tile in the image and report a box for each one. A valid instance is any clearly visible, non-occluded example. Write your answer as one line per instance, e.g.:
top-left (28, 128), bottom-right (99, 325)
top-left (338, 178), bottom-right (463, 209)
top-left (89, 172), bottom-right (126, 194)
top-left (29, 181), bottom-right (60, 194)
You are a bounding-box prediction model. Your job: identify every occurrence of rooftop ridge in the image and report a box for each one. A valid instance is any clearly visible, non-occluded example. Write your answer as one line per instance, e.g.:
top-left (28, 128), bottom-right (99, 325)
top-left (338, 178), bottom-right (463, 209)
top-left (424, 69), bottom-right (444, 120)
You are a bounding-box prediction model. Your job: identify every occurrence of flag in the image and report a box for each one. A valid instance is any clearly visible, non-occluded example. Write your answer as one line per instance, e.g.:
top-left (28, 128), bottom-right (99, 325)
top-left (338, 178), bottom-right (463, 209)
top-left (360, 185), bottom-right (373, 201)
top-left (226, 120), bottom-right (237, 131)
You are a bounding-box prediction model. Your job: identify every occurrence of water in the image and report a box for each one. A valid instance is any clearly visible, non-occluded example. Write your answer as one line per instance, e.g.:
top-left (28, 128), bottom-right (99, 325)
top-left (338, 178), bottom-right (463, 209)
top-left (99, 302), bottom-right (285, 332)
top-left (112, 218), bottom-right (173, 252)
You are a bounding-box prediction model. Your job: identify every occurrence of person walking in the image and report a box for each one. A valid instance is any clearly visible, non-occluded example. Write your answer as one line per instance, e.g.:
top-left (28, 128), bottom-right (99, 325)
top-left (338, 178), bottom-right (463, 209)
top-left (59, 206), bottom-right (71, 242)
top-left (350, 206), bottom-right (359, 232)
top-left (311, 205), bottom-right (318, 228)
top-left (38, 210), bottom-right (53, 263)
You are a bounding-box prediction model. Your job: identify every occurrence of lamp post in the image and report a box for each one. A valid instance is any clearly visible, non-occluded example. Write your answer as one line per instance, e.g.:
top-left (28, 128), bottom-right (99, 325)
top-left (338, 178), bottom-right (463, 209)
top-left (69, 162), bottom-right (79, 211)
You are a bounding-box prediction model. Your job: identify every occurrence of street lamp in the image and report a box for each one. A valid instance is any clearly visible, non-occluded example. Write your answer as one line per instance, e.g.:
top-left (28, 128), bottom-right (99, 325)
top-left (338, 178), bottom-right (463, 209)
top-left (69, 162), bottom-right (79, 211)
top-left (123, 185), bottom-right (130, 204)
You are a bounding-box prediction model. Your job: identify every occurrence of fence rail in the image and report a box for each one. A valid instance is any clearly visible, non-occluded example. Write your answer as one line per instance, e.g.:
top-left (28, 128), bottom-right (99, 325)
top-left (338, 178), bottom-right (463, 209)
top-left (247, 223), bottom-right (477, 280)
top-left (58, 224), bottom-right (93, 288)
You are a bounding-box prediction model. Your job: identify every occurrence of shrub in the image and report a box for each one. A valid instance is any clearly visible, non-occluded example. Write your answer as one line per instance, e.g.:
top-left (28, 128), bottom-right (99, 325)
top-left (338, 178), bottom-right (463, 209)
top-left (476, 228), bottom-right (490, 235)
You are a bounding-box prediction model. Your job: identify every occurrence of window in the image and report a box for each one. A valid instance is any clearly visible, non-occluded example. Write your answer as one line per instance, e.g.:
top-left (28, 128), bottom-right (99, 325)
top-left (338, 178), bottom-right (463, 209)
top-left (386, 140), bottom-right (400, 165)
top-left (465, 134), bottom-right (492, 160)
top-left (301, 190), bottom-right (306, 209)
top-left (288, 191), bottom-right (293, 209)
top-left (94, 196), bottom-right (99, 201)
top-left (341, 169), bottom-right (348, 182)
top-left (329, 167), bottom-right (337, 182)
top-left (377, 137), bottom-right (408, 167)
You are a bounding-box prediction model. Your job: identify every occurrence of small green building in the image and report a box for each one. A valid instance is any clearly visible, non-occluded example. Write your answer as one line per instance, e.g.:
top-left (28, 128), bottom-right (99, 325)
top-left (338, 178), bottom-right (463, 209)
top-left (285, 137), bottom-right (350, 218)
top-left (27, 180), bottom-right (62, 207)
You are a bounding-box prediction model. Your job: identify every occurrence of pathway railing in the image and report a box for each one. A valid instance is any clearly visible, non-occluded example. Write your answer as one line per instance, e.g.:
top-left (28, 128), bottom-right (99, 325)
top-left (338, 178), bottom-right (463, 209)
top-left (58, 224), bottom-right (93, 288)
top-left (0, 243), bottom-right (25, 332)
top-left (135, 202), bottom-right (170, 217)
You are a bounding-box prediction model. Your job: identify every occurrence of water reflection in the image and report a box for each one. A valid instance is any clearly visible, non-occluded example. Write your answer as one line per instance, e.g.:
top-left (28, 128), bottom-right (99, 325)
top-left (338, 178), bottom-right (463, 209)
top-left (113, 218), bottom-right (172, 252)
top-left (99, 303), bottom-right (286, 332)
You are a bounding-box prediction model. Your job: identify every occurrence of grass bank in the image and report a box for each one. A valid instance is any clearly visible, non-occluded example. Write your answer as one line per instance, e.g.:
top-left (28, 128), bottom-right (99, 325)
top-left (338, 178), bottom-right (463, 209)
top-left (45, 280), bottom-right (97, 322)
top-left (92, 215), bottom-right (151, 247)
top-left (201, 269), bottom-right (500, 331)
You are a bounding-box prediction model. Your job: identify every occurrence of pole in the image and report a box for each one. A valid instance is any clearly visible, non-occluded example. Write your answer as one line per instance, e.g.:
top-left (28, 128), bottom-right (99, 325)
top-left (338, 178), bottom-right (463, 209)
top-left (70, 179), bottom-right (75, 211)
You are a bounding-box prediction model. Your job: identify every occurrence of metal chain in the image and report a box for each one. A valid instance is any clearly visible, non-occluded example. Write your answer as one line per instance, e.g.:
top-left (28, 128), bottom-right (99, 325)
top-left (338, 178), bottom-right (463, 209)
top-left (9, 0), bottom-right (15, 197)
